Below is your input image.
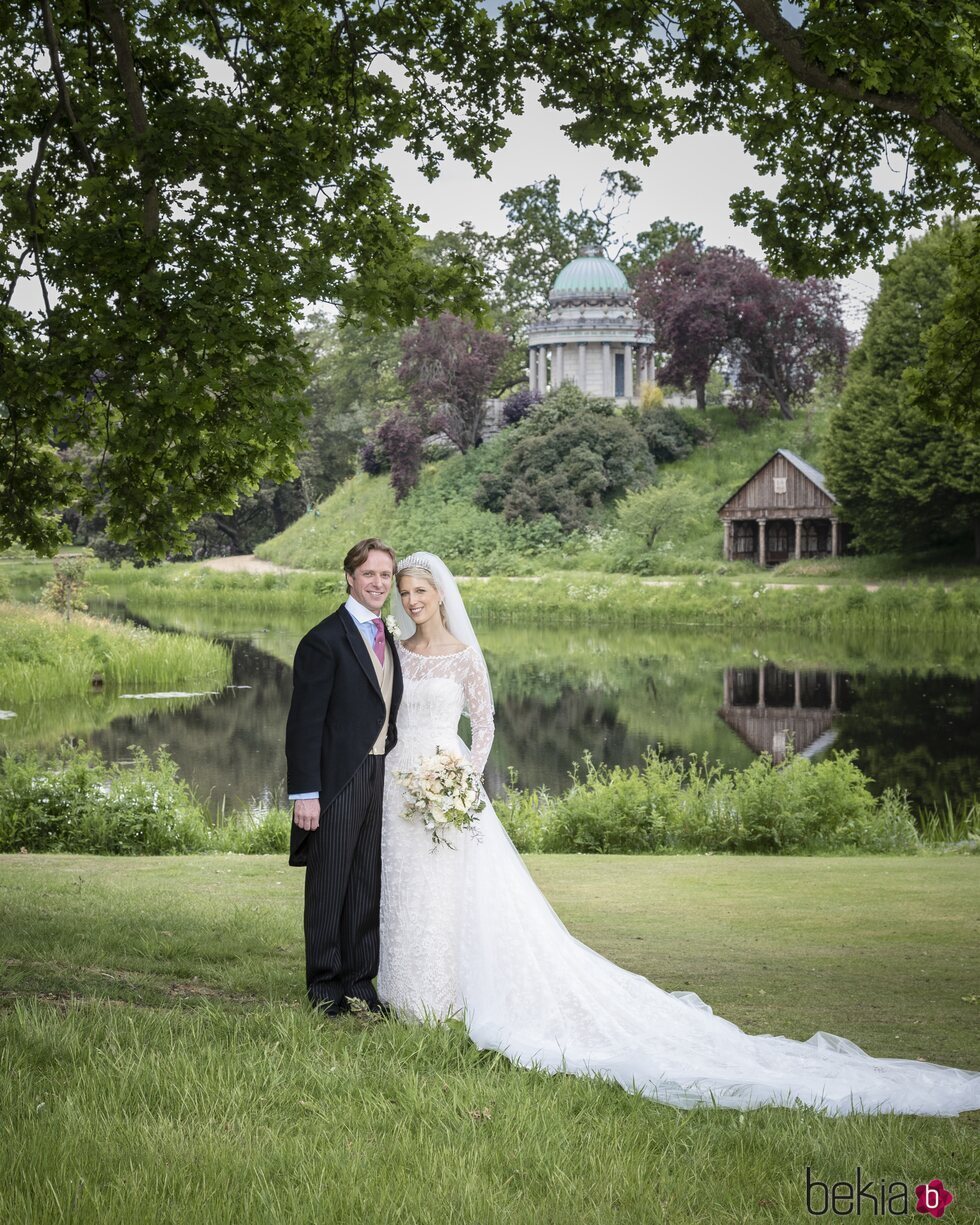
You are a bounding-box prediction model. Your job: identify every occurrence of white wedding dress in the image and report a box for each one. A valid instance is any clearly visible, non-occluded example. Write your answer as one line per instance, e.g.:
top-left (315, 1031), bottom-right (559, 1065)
top-left (379, 643), bottom-right (980, 1116)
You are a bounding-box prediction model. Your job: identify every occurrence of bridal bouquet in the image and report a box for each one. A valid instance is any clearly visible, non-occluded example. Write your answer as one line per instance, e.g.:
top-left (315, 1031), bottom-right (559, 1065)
top-left (394, 747), bottom-right (485, 849)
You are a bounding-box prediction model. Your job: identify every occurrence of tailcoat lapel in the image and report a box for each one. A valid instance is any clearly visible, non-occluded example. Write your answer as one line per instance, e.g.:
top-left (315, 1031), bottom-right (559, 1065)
top-left (340, 606), bottom-right (383, 698)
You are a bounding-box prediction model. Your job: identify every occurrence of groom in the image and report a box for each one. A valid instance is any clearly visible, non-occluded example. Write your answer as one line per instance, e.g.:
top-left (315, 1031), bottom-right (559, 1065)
top-left (285, 538), bottom-right (403, 1014)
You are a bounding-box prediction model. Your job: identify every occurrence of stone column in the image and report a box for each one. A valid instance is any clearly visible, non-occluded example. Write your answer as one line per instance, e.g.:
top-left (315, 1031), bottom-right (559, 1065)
top-left (528, 346), bottom-right (536, 392)
top-left (578, 342), bottom-right (587, 391)
top-left (794, 517), bottom-right (803, 560)
top-left (830, 518), bottom-right (839, 557)
top-left (624, 343), bottom-right (634, 401)
top-left (554, 343), bottom-right (564, 387)
top-left (601, 342), bottom-right (612, 396)
top-left (757, 518), bottom-right (767, 566)
top-left (538, 346), bottom-right (549, 393)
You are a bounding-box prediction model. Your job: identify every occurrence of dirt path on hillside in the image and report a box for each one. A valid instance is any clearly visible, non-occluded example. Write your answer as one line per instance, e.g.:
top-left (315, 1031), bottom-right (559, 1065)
top-left (198, 555), bottom-right (299, 575)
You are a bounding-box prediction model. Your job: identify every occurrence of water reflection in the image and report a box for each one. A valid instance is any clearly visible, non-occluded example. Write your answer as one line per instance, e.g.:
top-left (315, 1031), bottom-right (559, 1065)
top-left (3, 599), bottom-right (978, 816)
top-left (720, 663), bottom-right (852, 762)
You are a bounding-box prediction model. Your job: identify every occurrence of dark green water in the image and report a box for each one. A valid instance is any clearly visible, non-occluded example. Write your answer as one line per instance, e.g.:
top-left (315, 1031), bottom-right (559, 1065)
top-left (2, 593), bottom-right (978, 817)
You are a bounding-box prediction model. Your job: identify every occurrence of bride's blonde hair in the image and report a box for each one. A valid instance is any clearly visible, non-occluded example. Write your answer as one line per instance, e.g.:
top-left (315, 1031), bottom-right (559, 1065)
top-left (396, 563), bottom-right (449, 629)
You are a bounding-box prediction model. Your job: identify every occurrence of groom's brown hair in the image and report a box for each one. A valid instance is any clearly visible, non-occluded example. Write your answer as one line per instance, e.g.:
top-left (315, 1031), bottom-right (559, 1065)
top-left (343, 538), bottom-right (397, 591)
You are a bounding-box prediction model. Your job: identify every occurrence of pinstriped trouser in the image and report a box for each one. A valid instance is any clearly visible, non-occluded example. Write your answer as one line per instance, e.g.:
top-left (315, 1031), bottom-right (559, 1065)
top-left (304, 754), bottom-right (384, 1010)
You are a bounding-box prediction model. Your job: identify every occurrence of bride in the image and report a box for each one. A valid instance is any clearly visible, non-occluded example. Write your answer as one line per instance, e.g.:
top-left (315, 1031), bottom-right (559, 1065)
top-left (378, 551), bottom-right (980, 1116)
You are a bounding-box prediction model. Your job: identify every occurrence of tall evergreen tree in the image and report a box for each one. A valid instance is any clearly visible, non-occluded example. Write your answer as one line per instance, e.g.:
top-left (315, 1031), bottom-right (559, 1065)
top-left (823, 225), bottom-right (980, 560)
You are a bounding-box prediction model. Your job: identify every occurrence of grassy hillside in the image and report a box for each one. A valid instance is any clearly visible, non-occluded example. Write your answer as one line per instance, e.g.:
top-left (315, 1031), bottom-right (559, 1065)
top-left (256, 404), bottom-right (828, 575)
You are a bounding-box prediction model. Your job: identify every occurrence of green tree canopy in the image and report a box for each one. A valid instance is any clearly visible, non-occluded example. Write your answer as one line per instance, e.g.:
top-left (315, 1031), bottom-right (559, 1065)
top-left (823, 224), bottom-right (980, 561)
top-left (505, 0), bottom-right (980, 276)
top-left (1, 1), bottom-right (517, 556)
top-left (905, 220), bottom-right (980, 437)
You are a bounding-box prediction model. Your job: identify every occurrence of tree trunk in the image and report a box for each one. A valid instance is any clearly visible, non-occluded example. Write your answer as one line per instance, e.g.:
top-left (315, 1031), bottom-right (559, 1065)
top-left (695, 381), bottom-right (706, 412)
top-left (214, 519), bottom-right (241, 553)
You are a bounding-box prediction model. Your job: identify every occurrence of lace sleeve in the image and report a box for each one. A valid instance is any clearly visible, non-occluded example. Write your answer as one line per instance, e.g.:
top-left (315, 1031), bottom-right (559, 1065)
top-left (460, 649), bottom-right (494, 775)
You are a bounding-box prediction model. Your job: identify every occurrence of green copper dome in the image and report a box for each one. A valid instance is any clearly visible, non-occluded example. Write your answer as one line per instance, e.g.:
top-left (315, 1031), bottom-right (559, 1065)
top-left (551, 247), bottom-right (629, 297)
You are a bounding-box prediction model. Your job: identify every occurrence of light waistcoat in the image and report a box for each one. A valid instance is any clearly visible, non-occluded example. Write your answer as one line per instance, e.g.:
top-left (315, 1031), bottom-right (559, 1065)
top-left (367, 638), bottom-right (393, 755)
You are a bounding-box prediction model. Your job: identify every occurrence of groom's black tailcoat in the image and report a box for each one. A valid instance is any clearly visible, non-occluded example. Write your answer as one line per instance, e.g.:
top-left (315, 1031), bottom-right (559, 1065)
top-left (284, 605), bottom-right (403, 1008)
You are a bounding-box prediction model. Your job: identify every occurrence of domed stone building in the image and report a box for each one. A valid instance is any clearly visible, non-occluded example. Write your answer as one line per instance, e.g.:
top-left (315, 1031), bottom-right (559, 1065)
top-left (526, 247), bottom-right (655, 403)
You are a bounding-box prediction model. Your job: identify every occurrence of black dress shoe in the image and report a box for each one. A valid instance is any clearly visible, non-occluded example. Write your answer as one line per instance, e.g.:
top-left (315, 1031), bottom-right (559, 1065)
top-left (310, 996), bottom-right (347, 1017)
top-left (344, 995), bottom-right (391, 1019)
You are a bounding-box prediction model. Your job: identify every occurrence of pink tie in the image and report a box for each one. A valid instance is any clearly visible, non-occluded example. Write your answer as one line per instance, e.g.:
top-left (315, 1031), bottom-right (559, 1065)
top-left (370, 618), bottom-right (385, 667)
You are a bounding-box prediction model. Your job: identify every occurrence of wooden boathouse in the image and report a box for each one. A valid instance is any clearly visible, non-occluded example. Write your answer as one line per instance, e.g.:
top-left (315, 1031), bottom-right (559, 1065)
top-left (718, 449), bottom-right (843, 566)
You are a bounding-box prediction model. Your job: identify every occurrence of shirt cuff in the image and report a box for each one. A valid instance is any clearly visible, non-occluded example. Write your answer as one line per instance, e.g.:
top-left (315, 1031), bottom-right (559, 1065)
top-left (289, 792), bottom-right (319, 801)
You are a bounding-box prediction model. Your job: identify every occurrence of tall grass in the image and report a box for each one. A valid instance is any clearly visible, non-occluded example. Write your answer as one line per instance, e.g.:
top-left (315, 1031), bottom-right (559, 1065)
top-left (455, 572), bottom-right (980, 632)
top-left (0, 601), bottom-right (231, 702)
top-left (96, 562), bottom-right (340, 612)
top-left (94, 564), bottom-right (980, 635)
top-left (917, 795), bottom-right (980, 846)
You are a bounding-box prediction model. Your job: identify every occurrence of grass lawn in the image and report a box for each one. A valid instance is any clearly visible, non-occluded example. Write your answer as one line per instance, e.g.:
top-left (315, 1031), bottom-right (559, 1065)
top-left (1, 854), bottom-right (978, 1224)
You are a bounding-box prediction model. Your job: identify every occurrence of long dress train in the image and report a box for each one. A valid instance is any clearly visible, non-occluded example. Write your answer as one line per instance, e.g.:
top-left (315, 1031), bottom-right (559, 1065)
top-left (378, 643), bottom-right (980, 1116)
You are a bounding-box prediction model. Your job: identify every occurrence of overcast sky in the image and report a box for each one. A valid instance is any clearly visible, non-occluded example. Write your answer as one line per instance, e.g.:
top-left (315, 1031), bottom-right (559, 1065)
top-left (381, 83), bottom-right (882, 332)
top-left (11, 72), bottom-right (882, 331)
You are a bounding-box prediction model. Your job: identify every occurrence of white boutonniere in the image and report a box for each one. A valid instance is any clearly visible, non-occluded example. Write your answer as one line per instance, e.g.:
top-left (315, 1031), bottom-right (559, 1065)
top-left (384, 615), bottom-right (401, 640)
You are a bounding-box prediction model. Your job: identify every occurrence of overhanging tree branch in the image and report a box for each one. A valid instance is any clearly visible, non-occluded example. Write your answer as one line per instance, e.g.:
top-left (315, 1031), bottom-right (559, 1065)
top-left (99, 1), bottom-right (160, 238)
top-left (39, 0), bottom-right (99, 174)
top-left (732, 0), bottom-right (980, 168)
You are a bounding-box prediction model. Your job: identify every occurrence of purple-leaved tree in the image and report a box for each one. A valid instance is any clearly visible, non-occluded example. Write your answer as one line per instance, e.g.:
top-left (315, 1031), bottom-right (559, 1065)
top-left (727, 270), bottom-right (849, 421)
top-left (635, 244), bottom-right (753, 412)
top-left (636, 245), bottom-right (848, 419)
top-left (375, 410), bottom-right (425, 503)
top-left (399, 313), bottom-right (509, 452)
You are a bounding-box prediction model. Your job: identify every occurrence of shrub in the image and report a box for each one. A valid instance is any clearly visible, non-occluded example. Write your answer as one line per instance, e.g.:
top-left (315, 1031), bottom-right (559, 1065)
top-left (39, 555), bottom-right (97, 620)
top-left (0, 742), bottom-right (293, 856)
top-left (638, 381), bottom-right (665, 411)
top-left (476, 385), bottom-right (654, 531)
top-left (501, 388), bottom-right (542, 427)
top-left (0, 743), bottom-right (210, 854)
top-left (638, 407), bottom-right (711, 464)
top-left (359, 440), bottom-right (386, 476)
top-left (0, 741), bottom-right (928, 858)
top-left (376, 409), bottom-right (425, 501)
top-left (495, 749), bottom-right (920, 855)
top-left (608, 476), bottom-right (718, 572)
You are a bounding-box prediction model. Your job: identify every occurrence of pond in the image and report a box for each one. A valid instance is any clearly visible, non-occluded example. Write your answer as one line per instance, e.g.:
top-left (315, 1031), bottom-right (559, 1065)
top-left (3, 590), bottom-right (978, 819)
